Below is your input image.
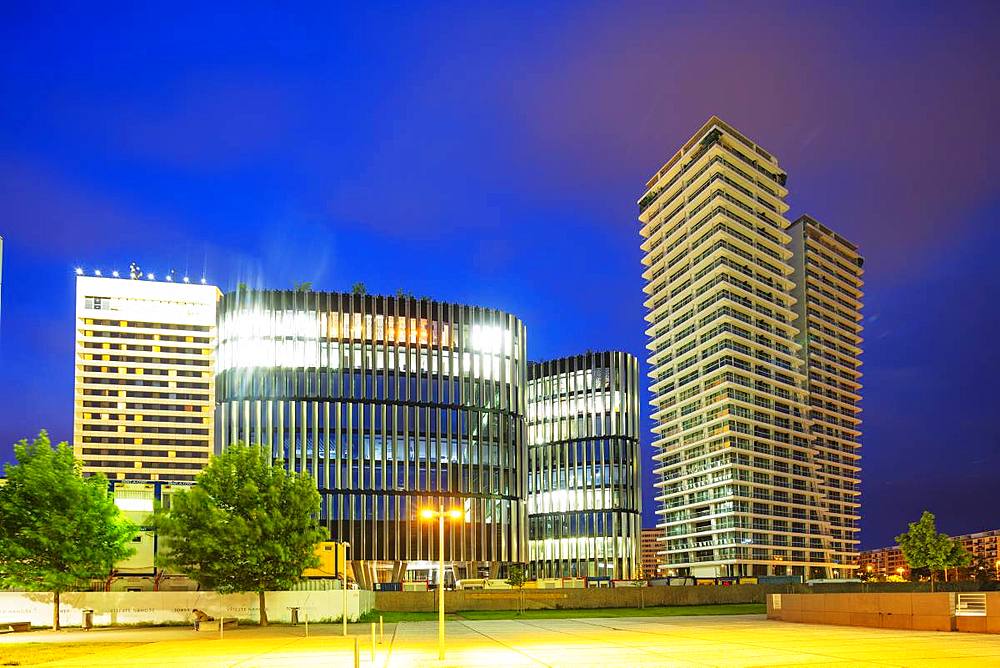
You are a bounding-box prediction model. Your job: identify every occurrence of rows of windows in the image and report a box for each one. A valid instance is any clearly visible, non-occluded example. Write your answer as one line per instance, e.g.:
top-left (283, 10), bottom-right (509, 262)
top-left (81, 448), bottom-right (208, 458)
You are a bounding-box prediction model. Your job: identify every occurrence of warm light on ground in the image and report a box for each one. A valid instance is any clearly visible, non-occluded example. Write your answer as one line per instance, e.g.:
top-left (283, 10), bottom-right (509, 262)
top-left (1, 615), bottom-right (998, 666)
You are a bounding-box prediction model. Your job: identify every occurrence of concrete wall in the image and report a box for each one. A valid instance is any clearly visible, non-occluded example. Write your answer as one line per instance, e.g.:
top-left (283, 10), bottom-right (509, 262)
top-left (375, 584), bottom-right (777, 612)
top-left (767, 592), bottom-right (1000, 634)
top-left (373, 582), bottom-right (994, 613)
top-left (0, 589), bottom-right (375, 628)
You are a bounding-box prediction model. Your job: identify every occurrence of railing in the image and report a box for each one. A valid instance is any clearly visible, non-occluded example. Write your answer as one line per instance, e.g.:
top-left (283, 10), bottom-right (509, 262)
top-left (956, 593), bottom-right (987, 617)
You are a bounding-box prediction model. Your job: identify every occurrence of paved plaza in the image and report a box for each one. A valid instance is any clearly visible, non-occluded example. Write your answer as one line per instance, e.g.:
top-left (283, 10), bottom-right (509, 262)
top-left (2, 614), bottom-right (999, 667)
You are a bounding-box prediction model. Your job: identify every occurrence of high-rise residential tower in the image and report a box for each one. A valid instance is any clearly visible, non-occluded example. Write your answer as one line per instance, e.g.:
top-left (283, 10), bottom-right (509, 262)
top-left (639, 117), bottom-right (838, 579)
top-left (525, 352), bottom-right (641, 580)
top-left (789, 215), bottom-right (864, 573)
top-left (73, 273), bottom-right (220, 483)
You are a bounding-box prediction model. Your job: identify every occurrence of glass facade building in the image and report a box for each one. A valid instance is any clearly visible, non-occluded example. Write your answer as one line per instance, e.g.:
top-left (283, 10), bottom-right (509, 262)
top-left (214, 289), bottom-right (527, 584)
top-left (526, 352), bottom-right (641, 580)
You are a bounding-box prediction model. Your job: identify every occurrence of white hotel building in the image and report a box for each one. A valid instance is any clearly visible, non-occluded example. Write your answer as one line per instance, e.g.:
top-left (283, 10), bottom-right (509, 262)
top-left (73, 273), bottom-right (220, 483)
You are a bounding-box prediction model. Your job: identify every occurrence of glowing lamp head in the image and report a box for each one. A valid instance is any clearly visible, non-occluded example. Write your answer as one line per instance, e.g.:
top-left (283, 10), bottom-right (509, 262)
top-left (419, 508), bottom-right (436, 520)
top-left (147, 272), bottom-right (156, 280)
top-left (448, 509), bottom-right (463, 520)
top-left (111, 270), bottom-right (120, 278)
top-left (93, 269), bottom-right (102, 276)
top-left (200, 277), bottom-right (207, 284)
top-left (75, 267), bottom-right (84, 275)
top-left (183, 276), bottom-right (190, 283)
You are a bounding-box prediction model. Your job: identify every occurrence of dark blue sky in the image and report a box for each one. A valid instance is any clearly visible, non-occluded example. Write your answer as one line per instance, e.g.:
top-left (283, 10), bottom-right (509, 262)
top-left (1, 2), bottom-right (998, 548)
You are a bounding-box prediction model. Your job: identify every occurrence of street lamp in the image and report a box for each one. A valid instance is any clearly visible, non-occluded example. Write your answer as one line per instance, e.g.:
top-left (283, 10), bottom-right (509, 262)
top-left (338, 541), bottom-right (351, 637)
top-left (995, 560), bottom-right (999, 580)
top-left (420, 503), bottom-right (464, 661)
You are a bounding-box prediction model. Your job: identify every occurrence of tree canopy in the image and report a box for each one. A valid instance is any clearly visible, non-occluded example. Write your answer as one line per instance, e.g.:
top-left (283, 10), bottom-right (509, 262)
top-left (153, 443), bottom-right (326, 624)
top-left (895, 510), bottom-right (971, 591)
top-left (0, 431), bottom-right (136, 628)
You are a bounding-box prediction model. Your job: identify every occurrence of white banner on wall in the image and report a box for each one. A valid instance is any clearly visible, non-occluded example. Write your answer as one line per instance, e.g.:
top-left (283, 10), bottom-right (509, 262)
top-left (0, 590), bottom-right (374, 628)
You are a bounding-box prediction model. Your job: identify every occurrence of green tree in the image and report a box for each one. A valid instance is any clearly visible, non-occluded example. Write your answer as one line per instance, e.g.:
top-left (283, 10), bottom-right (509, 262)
top-left (967, 553), bottom-right (998, 586)
top-left (0, 431), bottom-right (136, 629)
top-left (293, 281), bottom-right (312, 292)
top-left (506, 564), bottom-right (527, 614)
top-left (351, 282), bottom-right (367, 295)
top-left (943, 538), bottom-right (972, 583)
top-left (153, 443), bottom-right (325, 625)
top-left (895, 511), bottom-right (970, 591)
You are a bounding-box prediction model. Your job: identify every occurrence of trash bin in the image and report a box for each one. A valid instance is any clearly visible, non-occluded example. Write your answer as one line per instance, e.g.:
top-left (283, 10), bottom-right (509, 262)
top-left (289, 607), bottom-right (299, 625)
top-left (82, 609), bottom-right (94, 630)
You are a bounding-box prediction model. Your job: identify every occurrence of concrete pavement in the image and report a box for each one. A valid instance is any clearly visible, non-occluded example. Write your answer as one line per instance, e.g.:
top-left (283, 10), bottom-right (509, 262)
top-left (2, 615), bottom-right (999, 666)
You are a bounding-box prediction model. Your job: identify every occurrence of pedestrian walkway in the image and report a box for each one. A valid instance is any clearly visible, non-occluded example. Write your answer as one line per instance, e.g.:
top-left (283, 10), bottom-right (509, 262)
top-left (3, 615), bottom-right (998, 666)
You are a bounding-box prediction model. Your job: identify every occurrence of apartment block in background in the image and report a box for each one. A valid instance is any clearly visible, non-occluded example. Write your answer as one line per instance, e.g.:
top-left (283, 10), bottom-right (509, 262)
top-left (789, 215), bottom-right (864, 573)
top-left (73, 273), bottom-right (220, 483)
top-left (638, 117), bottom-right (838, 578)
top-left (640, 527), bottom-right (664, 579)
top-left (860, 529), bottom-right (1000, 578)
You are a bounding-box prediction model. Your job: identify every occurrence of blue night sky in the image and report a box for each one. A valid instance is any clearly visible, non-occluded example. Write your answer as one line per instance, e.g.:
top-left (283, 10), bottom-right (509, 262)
top-left (1, 2), bottom-right (998, 549)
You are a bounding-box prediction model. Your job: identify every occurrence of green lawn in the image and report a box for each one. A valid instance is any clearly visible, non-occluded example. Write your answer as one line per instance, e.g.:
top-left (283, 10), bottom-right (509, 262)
top-left (370, 603), bottom-right (764, 623)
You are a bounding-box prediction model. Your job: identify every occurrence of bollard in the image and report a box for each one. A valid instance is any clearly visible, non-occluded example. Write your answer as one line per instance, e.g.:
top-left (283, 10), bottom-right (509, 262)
top-left (370, 622), bottom-right (376, 662)
top-left (379, 615), bottom-right (384, 644)
top-left (219, 614), bottom-right (224, 640)
top-left (353, 637), bottom-right (360, 668)
top-left (304, 609), bottom-right (309, 637)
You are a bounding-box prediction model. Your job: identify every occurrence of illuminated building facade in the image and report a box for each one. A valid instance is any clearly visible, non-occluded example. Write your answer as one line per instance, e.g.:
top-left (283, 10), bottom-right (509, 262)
top-left (526, 352), bottom-right (641, 580)
top-left (640, 527), bottom-right (663, 579)
top-left (860, 529), bottom-right (1000, 578)
top-left (73, 274), bottom-right (220, 483)
top-left (789, 215), bottom-right (864, 572)
top-left (639, 117), bottom-right (839, 578)
top-left (215, 289), bottom-right (527, 586)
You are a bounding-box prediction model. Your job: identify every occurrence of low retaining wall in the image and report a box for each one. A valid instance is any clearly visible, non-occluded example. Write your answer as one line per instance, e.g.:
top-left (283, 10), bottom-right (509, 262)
top-left (374, 583), bottom-right (994, 614)
top-left (0, 589), bottom-right (375, 628)
top-left (767, 592), bottom-right (1000, 634)
top-left (375, 584), bottom-right (777, 612)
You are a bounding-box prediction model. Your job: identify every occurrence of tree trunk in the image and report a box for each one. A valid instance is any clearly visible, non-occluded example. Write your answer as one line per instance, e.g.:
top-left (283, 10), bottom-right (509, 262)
top-left (258, 590), bottom-right (268, 626)
top-left (53, 591), bottom-right (60, 631)
top-left (930, 571), bottom-right (936, 593)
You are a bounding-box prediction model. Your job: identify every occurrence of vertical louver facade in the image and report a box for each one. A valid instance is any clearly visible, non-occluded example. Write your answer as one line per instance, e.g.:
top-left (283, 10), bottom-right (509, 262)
top-left (639, 117), bottom-right (838, 579)
top-left (215, 289), bottom-right (528, 577)
top-left (526, 352), bottom-right (641, 580)
top-left (790, 215), bottom-right (864, 574)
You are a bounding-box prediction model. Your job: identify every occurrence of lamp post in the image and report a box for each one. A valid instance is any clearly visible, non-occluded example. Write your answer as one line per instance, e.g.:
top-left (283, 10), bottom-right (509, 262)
top-left (995, 560), bottom-right (999, 581)
top-left (339, 541), bottom-right (351, 637)
top-left (420, 503), bottom-right (463, 661)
